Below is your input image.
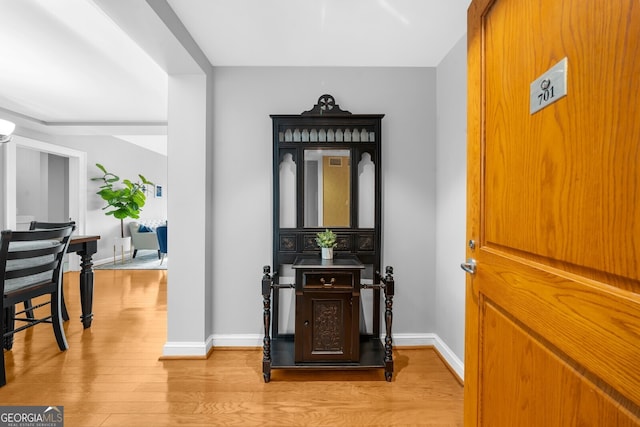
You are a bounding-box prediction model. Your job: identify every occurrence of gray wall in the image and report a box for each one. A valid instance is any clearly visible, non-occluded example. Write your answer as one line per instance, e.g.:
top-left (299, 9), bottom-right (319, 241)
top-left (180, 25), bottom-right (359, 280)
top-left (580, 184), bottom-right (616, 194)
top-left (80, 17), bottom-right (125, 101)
top-left (211, 67), bottom-right (439, 340)
top-left (435, 35), bottom-right (467, 363)
top-left (16, 149), bottom-right (69, 224)
top-left (16, 147), bottom-right (43, 219)
top-left (47, 153), bottom-right (69, 222)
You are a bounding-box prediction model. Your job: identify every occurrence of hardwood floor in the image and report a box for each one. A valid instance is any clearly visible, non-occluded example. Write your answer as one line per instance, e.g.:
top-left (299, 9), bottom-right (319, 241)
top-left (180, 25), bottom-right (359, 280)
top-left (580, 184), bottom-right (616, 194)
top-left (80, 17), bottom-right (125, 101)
top-left (1, 269), bottom-right (463, 426)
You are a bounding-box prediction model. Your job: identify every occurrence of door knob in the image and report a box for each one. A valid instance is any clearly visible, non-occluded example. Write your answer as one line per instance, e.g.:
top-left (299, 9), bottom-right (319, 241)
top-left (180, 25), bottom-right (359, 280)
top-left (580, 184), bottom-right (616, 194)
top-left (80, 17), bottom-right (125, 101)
top-left (460, 258), bottom-right (477, 275)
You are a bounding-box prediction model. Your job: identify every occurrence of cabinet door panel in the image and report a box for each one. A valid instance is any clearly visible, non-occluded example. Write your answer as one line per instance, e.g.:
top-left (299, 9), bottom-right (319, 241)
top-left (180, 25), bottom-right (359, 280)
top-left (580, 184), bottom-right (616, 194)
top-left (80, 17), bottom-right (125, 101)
top-left (298, 291), bottom-right (358, 362)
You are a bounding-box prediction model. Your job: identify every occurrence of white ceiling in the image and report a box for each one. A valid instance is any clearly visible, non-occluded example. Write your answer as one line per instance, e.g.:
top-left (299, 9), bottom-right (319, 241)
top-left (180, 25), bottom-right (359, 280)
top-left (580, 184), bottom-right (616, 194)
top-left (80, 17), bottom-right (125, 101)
top-left (167, 0), bottom-right (471, 67)
top-left (0, 0), bottom-right (168, 123)
top-left (0, 0), bottom-right (470, 155)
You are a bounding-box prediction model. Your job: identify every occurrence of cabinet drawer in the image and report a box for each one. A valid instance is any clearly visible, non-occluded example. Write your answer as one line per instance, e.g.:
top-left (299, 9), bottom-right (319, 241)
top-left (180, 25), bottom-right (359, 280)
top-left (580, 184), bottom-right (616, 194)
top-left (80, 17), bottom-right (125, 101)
top-left (303, 272), bottom-right (354, 289)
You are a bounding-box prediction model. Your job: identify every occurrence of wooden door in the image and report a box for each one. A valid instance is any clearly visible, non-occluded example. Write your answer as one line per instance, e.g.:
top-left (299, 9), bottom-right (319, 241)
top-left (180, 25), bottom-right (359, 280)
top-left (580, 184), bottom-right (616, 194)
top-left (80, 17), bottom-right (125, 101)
top-left (465, 0), bottom-right (640, 425)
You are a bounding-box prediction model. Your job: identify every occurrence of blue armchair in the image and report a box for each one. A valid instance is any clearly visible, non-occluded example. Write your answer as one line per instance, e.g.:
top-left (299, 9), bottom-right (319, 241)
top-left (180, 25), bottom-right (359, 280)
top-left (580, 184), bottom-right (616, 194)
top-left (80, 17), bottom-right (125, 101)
top-left (156, 225), bottom-right (167, 264)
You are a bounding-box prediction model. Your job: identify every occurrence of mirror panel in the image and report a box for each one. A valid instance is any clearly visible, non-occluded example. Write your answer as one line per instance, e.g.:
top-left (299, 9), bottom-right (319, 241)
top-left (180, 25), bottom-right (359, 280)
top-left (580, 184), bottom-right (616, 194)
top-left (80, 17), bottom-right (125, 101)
top-left (304, 149), bottom-right (351, 228)
top-left (358, 152), bottom-right (375, 228)
top-left (279, 153), bottom-right (296, 228)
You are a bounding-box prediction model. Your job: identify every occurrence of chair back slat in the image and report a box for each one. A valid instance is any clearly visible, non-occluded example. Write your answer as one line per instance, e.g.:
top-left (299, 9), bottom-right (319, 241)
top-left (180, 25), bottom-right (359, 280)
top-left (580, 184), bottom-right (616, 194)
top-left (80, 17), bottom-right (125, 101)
top-left (1, 227), bottom-right (75, 294)
top-left (9, 227), bottom-right (73, 241)
top-left (29, 221), bottom-right (76, 230)
top-left (5, 261), bottom-right (59, 280)
top-left (7, 243), bottom-right (65, 259)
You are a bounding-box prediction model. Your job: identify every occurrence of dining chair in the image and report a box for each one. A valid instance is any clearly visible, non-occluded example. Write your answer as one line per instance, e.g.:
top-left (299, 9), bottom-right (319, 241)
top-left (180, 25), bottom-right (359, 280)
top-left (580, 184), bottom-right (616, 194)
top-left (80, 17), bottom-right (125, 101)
top-left (25, 221), bottom-right (76, 321)
top-left (0, 224), bottom-right (75, 386)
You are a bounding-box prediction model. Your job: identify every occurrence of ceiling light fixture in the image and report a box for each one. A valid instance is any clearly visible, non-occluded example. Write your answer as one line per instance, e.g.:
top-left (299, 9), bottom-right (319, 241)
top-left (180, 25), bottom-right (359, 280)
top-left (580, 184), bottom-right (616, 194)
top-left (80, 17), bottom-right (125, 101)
top-left (0, 119), bottom-right (16, 143)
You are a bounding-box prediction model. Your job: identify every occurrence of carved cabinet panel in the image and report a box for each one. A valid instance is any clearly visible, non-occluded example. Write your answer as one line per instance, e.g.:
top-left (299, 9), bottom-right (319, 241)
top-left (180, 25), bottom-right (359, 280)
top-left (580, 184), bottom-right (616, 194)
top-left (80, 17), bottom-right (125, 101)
top-left (296, 291), bottom-right (358, 362)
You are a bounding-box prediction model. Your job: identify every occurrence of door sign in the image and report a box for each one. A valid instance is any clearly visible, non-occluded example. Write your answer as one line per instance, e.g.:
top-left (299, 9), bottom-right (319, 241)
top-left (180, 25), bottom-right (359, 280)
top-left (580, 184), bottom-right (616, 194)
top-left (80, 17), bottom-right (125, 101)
top-left (530, 57), bottom-right (568, 114)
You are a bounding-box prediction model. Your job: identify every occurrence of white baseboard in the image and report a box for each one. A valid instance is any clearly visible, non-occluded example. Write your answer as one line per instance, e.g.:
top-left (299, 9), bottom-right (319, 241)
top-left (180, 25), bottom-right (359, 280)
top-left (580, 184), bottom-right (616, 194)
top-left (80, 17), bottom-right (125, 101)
top-left (162, 335), bottom-right (248, 357)
top-left (432, 334), bottom-right (465, 381)
top-left (162, 340), bottom-right (210, 357)
top-left (210, 334), bottom-right (263, 347)
top-left (64, 255), bottom-right (124, 271)
top-left (93, 256), bottom-right (117, 266)
top-left (392, 333), bottom-right (464, 381)
top-left (391, 332), bottom-right (438, 347)
top-left (162, 332), bottom-right (464, 381)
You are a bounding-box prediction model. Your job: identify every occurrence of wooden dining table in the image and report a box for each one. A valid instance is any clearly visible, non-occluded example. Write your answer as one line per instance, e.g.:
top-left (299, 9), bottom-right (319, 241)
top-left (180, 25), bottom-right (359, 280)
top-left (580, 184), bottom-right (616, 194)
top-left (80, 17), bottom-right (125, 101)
top-left (66, 235), bottom-right (100, 328)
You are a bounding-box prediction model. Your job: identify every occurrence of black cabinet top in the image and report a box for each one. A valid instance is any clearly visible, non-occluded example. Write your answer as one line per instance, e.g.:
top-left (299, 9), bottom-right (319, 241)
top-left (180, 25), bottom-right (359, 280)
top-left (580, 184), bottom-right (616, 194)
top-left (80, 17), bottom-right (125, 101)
top-left (292, 255), bottom-right (365, 270)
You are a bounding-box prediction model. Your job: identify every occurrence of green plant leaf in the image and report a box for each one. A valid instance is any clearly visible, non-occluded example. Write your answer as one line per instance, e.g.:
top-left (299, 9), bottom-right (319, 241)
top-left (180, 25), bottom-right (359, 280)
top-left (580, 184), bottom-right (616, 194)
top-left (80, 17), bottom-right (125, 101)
top-left (92, 163), bottom-right (153, 228)
top-left (139, 174), bottom-right (154, 185)
top-left (315, 229), bottom-right (337, 248)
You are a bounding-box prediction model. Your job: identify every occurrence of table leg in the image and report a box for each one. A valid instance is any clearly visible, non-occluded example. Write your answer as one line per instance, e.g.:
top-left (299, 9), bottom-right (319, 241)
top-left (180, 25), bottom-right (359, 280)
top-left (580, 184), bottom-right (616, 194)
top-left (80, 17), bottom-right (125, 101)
top-left (79, 252), bottom-right (94, 328)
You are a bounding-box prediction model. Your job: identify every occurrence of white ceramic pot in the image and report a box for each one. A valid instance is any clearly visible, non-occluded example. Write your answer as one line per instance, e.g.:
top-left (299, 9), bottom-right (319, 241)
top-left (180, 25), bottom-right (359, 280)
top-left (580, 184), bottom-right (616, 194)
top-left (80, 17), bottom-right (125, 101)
top-left (321, 247), bottom-right (334, 259)
top-left (113, 236), bottom-right (132, 251)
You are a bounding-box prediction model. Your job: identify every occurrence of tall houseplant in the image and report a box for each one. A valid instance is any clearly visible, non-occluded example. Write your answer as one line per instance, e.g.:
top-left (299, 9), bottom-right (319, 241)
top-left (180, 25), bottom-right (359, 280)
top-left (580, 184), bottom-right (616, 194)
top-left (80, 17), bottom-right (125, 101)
top-left (91, 163), bottom-right (154, 238)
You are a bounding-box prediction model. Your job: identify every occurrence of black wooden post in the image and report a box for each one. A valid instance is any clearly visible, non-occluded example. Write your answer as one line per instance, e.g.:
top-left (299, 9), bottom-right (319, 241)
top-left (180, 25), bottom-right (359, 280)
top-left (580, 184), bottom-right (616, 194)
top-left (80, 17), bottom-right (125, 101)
top-left (383, 265), bottom-right (395, 381)
top-left (262, 265), bottom-right (273, 382)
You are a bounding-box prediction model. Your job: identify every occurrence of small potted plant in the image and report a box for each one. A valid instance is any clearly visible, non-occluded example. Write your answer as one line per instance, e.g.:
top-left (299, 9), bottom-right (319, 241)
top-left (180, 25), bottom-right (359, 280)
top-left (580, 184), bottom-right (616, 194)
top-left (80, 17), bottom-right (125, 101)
top-left (315, 228), bottom-right (337, 259)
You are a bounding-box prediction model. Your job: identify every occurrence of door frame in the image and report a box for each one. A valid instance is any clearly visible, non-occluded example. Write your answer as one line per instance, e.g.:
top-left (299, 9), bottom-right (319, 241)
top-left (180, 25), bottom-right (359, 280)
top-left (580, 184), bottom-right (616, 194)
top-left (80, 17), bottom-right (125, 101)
top-left (1, 135), bottom-right (87, 236)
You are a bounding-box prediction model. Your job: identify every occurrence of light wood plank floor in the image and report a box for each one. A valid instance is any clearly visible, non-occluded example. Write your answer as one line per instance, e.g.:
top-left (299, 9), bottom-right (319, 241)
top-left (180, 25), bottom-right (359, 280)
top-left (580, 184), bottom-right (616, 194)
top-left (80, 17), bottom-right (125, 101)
top-left (1, 269), bottom-right (463, 426)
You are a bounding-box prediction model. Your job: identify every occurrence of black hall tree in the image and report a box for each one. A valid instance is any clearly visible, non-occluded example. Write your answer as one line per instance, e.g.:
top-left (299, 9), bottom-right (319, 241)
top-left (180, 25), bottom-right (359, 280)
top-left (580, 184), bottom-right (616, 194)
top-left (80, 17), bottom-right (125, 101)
top-left (261, 95), bottom-right (395, 382)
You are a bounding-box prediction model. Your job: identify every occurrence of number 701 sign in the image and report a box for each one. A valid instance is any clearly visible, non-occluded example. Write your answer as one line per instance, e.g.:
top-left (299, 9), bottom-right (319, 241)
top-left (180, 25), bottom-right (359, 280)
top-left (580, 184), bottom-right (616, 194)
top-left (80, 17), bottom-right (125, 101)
top-left (530, 57), bottom-right (568, 114)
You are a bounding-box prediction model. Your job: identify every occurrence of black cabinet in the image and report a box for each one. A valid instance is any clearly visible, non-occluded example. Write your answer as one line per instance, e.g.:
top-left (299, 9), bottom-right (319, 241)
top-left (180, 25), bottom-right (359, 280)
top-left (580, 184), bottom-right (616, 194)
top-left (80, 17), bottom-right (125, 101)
top-left (261, 95), bottom-right (395, 382)
top-left (294, 256), bottom-right (363, 363)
